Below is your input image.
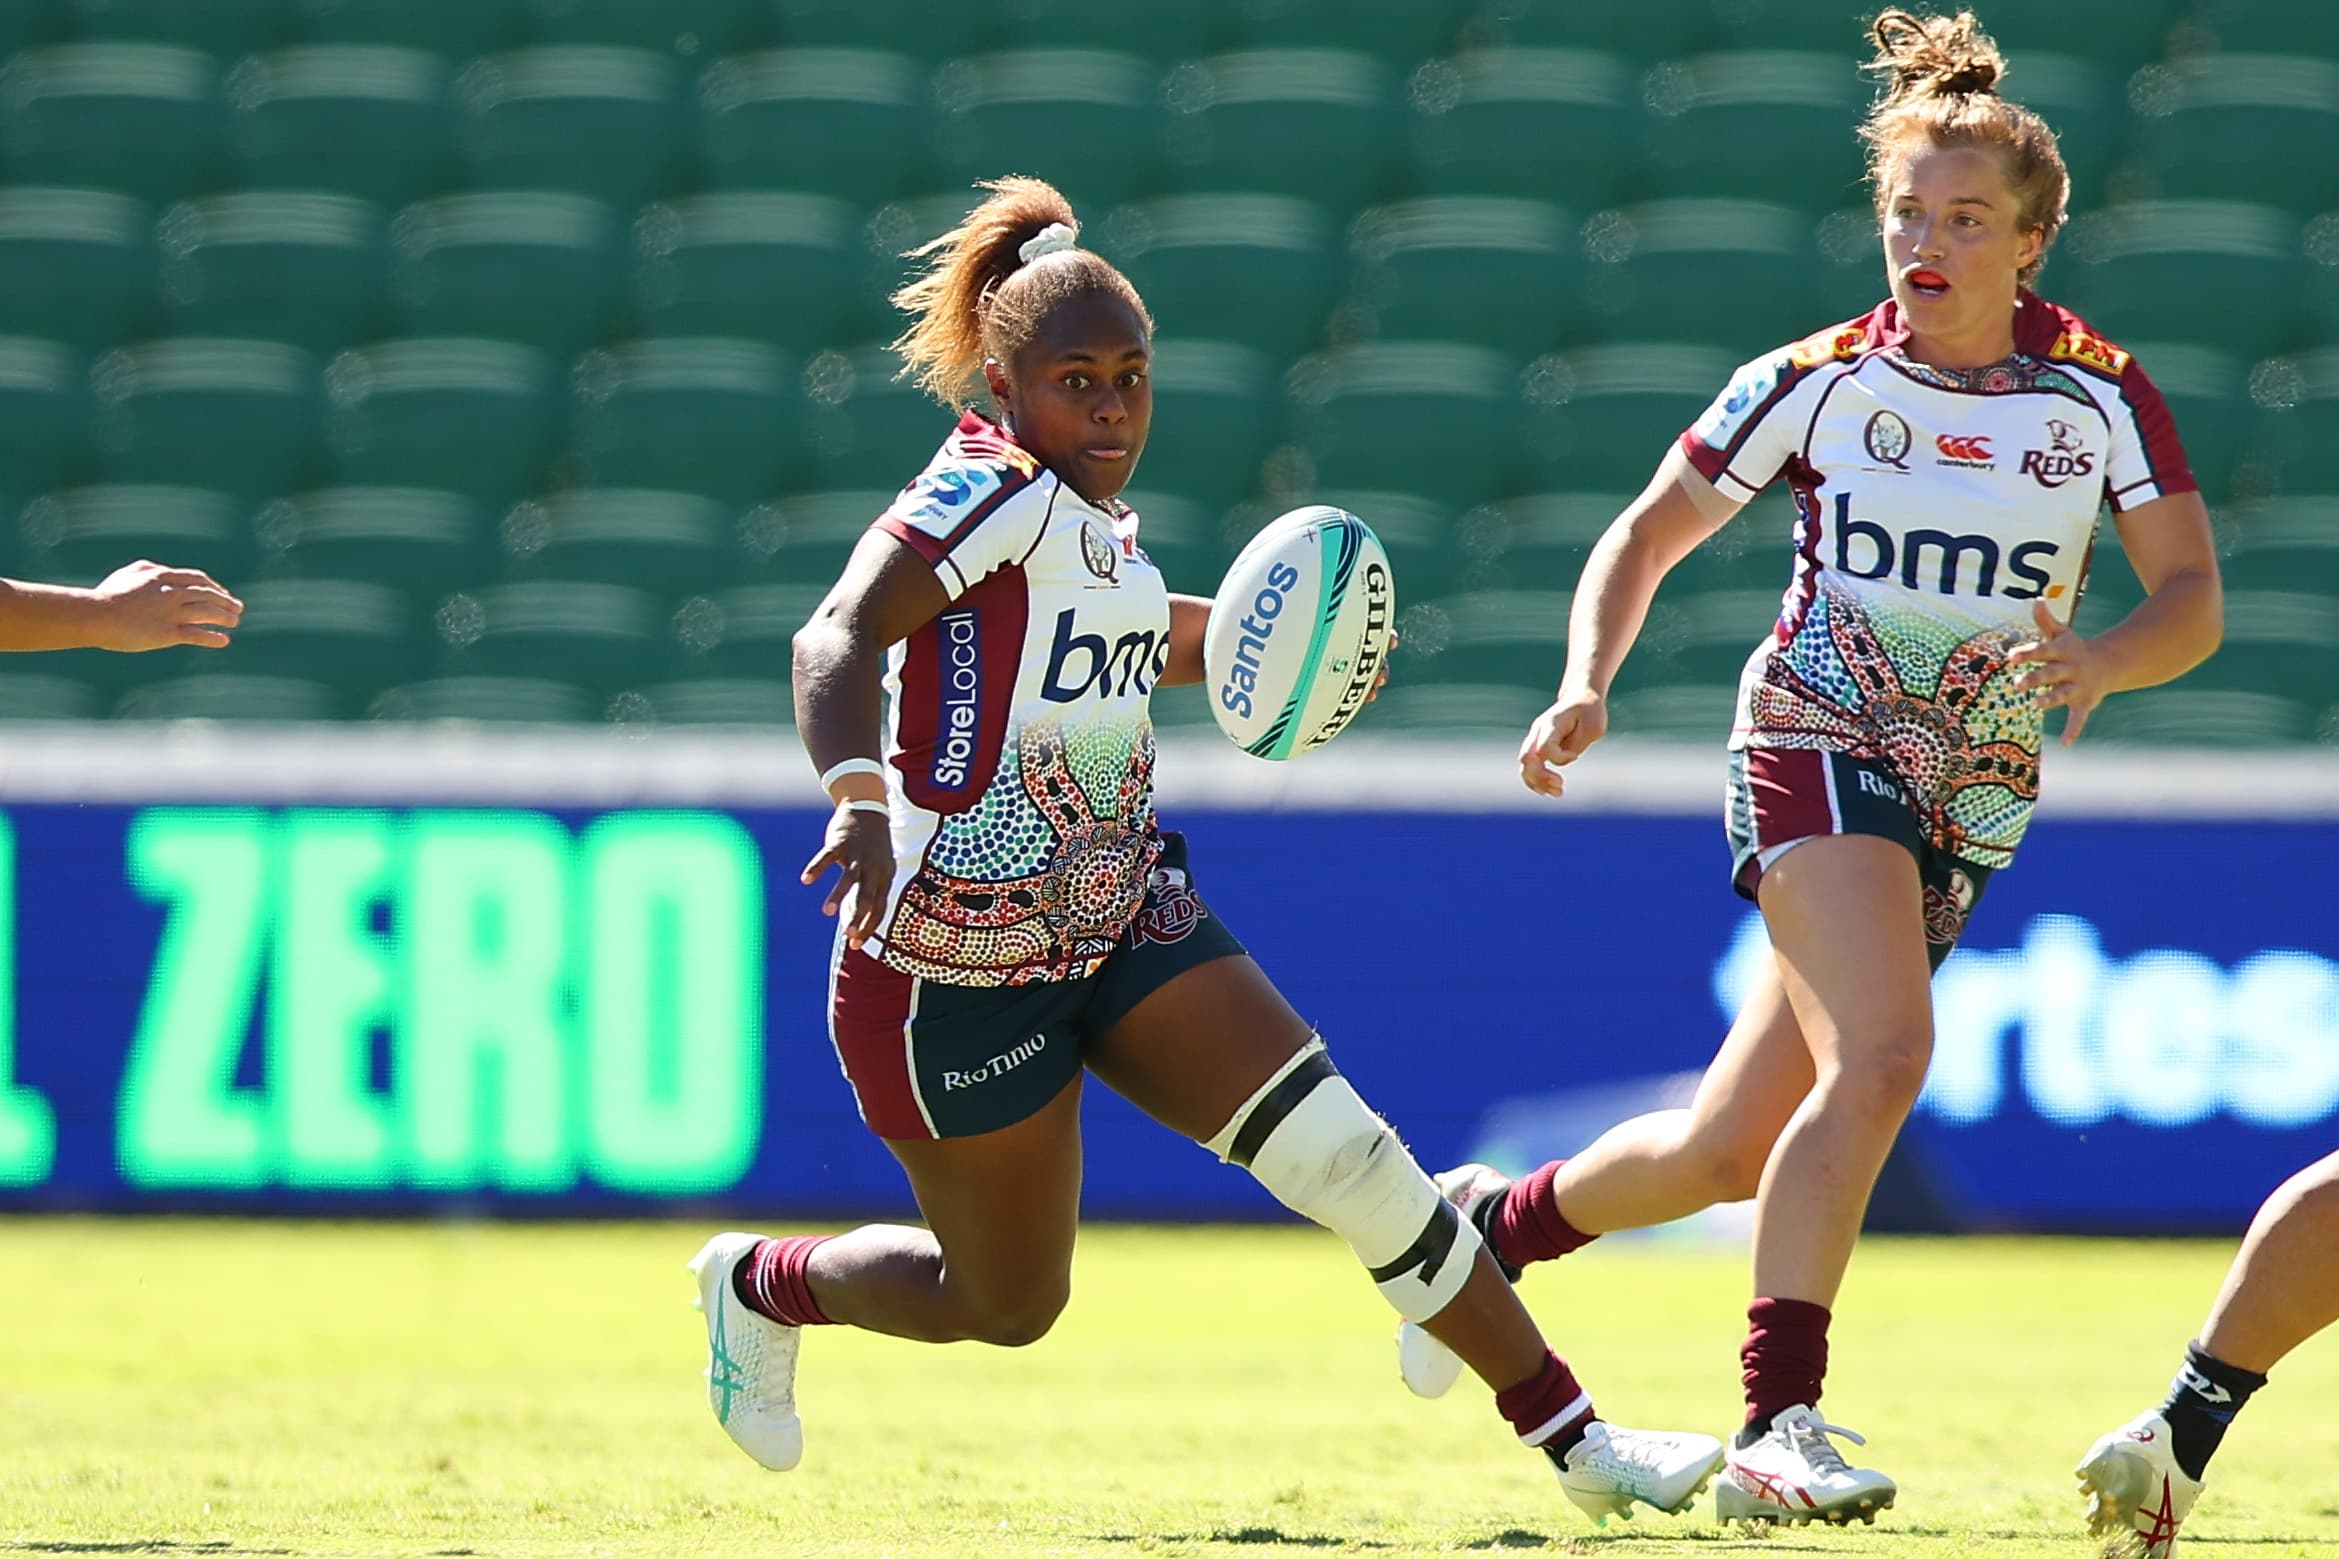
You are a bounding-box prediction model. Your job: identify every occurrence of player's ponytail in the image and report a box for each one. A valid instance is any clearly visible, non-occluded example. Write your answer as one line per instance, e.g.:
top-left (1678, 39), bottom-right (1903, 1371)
top-left (891, 175), bottom-right (1152, 407)
top-left (1858, 9), bottom-right (2069, 286)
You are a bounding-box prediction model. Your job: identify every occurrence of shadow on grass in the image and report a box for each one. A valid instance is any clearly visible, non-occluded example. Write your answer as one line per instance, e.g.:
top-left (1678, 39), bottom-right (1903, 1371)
top-left (3, 1545), bottom-right (295, 1556)
top-left (1095, 1530), bottom-right (1395, 1549)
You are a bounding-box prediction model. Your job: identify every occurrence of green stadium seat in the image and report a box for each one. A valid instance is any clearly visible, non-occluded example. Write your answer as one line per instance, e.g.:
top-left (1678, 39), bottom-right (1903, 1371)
top-left (92, 339), bottom-right (318, 499)
top-left (1237, 0), bottom-right (1466, 62)
top-left (1473, 0), bottom-right (1695, 64)
top-left (116, 672), bottom-right (340, 720)
top-left (632, 677), bottom-right (793, 725)
top-left (372, 674), bottom-right (596, 722)
top-left (501, 488), bottom-right (731, 594)
top-left (1130, 340), bottom-right (1280, 511)
top-left (1291, 342), bottom-right (1528, 505)
top-left (1660, 586), bottom-right (1779, 688)
top-left (1527, 341), bottom-right (1738, 492)
top-left (572, 338), bottom-right (799, 503)
top-left (934, 51), bottom-right (1165, 215)
top-left (159, 193), bottom-right (388, 355)
top-left (1407, 48), bottom-right (1636, 209)
top-left (1165, 51), bottom-right (1398, 210)
top-left (69, 0), bottom-right (294, 55)
top-left (1103, 194), bottom-right (1338, 358)
top-left (455, 48), bottom-right (684, 207)
top-left (0, 338), bottom-right (94, 506)
top-left (257, 487), bottom-right (486, 594)
top-left (2109, 339), bottom-right (2254, 502)
top-left (2220, 497), bottom-right (2339, 591)
top-left (389, 193), bottom-right (625, 357)
top-left (636, 193), bottom-right (876, 352)
top-left (2195, 589), bottom-right (2339, 710)
top-left (0, 673), bottom-right (103, 720)
top-left (226, 48), bottom-right (455, 210)
top-left (1349, 198), bottom-right (1583, 351)
top-left (808, 345), bottom-right (953, 490)
top-left (0, 0), bottom-right (70, 56)
top-left (1703, 0), bottom-right (1879, 55)
top-left (688, 582), bottom-right (826, 678)
top-left (212, 577), bottom-right (420, 704)
top-left (1606, 682), bottom-right (1738, 737)
top-left (325, 338), bottom-right (558, 507)
top-left (698, 50), bottom-right (932, 201)
top-left (1988, 0), bottom-right (2178, 76)
top-left (2005, 54), bottom-right (2124, 211)
top-left (1116, 491), bottom-right (1229, 597)
top-left (16, 484), bottom-right (246, 589)
top-left (455, 579), bottom-right (662, 693)
top-left (2131, 55), bottom-right (2339, 211)
top-left (0, 188), bottom-right (156, 352)
top-left (524, 0), bottom-right (769, 54)
top-left (298, 0), bottom-right (525, 56)
top-left (0, 45), bottom-right (224, 208)
top-left (1358, 680), bottom-right (1546, 733)
top-left (1459, 489), bottom-right (1624, 595)
top-left (1644, 51), bottom-right (1866, 204)
top-left (1583, 200), bottom-right (1820, 359)
top-left (2253, 347), bottom-right (2339, 495)
top-left (769, 0), bottom-right (982, 59)
top-left (1404, 588), bottom-right (1567, 689)
top-left (1811, 206), bottom-right (1890, 326)
top-left (2083, 687), bottom-right (2318, 745)
top-left (742, 487), bottom-right (896, 583)
top-left (1001, 0), bottom-right (1226, 56)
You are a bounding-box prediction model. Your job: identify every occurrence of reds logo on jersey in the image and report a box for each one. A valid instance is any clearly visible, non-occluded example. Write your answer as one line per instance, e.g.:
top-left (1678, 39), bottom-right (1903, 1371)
top-left (2020, 419), bottom-right (2097, 489)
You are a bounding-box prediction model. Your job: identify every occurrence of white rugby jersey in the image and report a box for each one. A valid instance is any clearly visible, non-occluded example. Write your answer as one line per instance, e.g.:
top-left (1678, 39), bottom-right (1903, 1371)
top-left (862, 411), bottom-right (1168, 986)
top-left (1680, 292), bottom-right (2196, 867)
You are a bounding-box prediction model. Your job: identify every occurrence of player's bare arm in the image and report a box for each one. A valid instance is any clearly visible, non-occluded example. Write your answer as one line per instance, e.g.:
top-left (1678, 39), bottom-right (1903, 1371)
top-left (0, 560), bottom-right (243, 654)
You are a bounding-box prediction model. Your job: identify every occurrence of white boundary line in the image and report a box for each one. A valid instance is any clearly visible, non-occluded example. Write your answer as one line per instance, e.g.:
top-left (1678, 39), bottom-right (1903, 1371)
top-left (0, 722), bottom-right (2331, 818)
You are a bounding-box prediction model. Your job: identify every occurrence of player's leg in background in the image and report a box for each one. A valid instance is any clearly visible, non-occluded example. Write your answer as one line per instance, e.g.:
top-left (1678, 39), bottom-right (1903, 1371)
top-left (1488, 963), bottom-right (1814, 1266)
top-left (2078, 1144), bottom-right (2339, 1550)
top-left (1086, 953), bottom-right (1724, 1519)
top-left (1715, 833), bottom-right (1926, 1523)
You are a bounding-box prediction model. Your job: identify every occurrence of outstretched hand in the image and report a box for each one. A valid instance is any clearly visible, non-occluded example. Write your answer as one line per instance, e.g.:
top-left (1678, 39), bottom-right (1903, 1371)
top-left (90, 560), bottom-right (244, 652)
top-left (1518, 686), bottom-right (1609, 797)
top-left (801, 806), bottom-right (894, 950)
top-left (2007, 597), bottom-right (2109, 746)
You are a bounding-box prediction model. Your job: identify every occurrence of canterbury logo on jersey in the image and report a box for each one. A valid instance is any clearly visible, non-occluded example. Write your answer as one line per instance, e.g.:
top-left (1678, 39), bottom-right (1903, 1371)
top-left (1934, 434), bottom-right (1994, 463)
top-left (1831, 492), bottom-right (2063, 600)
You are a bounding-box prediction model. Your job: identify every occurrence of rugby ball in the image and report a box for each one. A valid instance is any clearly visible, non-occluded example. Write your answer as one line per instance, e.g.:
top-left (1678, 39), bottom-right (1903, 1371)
top-left (1204, 505), bottom-right (1395, 760)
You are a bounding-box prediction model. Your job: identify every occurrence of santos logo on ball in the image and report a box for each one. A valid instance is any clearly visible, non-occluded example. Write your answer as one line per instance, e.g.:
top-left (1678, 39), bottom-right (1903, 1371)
top-left (930, 610), bottom-right (982, 790)
top-left (1216, 560), bottom-right (1302, 721)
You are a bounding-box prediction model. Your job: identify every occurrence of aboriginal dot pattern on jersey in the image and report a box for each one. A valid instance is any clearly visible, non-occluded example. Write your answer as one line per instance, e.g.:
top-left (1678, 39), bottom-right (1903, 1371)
top-left (1751, 577), bottom-right (2044, 868)
top-left (928, 737), bottom-right (1059, 881)
top-left (1884, 350), bottom-right (2096, 411)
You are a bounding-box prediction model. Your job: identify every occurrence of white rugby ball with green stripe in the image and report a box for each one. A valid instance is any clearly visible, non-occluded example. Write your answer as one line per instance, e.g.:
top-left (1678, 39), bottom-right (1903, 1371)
top-left (1204, 505), bottom-right (1396, 760)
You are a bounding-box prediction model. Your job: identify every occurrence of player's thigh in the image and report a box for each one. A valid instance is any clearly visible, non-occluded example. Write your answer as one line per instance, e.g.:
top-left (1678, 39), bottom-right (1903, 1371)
top-left (1085, 953), bottom-right (1315, 1144)
top-left (885, 1072), bottom-right (1086, 1308)
top-left (1755, 832), bottom-right (1935, 1077)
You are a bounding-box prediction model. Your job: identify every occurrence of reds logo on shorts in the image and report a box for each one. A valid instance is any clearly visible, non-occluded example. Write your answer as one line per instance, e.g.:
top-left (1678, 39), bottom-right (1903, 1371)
top-left (1127, 867), bottom-right (1205, 947)
top-left (1923, 867), bottom-right (1978, 945)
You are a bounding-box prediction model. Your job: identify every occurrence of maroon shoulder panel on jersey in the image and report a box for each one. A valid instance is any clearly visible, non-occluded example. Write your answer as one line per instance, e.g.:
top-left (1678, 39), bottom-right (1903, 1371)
top-left (2028, 293), bottom-right (2198, 505)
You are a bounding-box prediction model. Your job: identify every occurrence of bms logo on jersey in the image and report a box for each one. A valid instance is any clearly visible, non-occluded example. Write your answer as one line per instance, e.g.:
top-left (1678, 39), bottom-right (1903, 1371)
top-left (1831, 492), bottom-right (2062, 600)
top-left (1041, 609), bottom-right (1170, 703)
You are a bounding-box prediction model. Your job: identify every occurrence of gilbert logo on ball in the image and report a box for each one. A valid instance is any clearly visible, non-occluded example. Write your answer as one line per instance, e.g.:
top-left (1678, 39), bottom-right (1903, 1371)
top-left (1204, 506), bottom-right (1396, 760)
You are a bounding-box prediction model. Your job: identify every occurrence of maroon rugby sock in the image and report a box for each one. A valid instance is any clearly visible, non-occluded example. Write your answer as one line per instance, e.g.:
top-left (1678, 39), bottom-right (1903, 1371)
top-left (1491, 1160), bottom-right (1601, 1267)
top-left (1739, 1296), bottom-right (1831, 1442)
top-left (1496, 1349), bottom-right (1596, 1460)
top-left (734, 1235), bottom-right (837, 1327)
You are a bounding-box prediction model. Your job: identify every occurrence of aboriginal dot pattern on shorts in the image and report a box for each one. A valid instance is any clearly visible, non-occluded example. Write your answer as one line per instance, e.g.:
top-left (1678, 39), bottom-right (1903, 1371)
top-left (1749, 577), bottom-right (2043, 868)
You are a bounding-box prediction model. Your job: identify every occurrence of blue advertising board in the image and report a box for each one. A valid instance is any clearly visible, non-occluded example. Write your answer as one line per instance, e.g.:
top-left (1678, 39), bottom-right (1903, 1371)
top-left (0, 800), bottom-right (2330, 1232)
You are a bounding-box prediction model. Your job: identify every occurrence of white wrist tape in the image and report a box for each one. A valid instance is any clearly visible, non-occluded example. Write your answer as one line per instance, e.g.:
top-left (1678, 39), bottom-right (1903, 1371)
top-left (842, 798), bottom-right (889, 818)
top-left (819, 757), bottom-right (887, 794)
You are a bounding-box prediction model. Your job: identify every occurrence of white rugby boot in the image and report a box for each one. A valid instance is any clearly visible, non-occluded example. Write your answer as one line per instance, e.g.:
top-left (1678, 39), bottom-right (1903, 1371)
top-left (688, 1231), bottom-right (803, 1471)
top-left (1394, 1163), bottom-right (1518, 1398)
top-left (2075, 1410), bottom-right (2202, 1558)
top-left (1552, 1420), bottom-right (1729, 1523)
top-left (1716, 1405), bottom-right (1897, 1525)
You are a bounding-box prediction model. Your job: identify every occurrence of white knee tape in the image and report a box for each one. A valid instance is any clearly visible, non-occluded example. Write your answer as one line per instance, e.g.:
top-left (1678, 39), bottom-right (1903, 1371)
top-left (1204, 1039), bottom-right (1479, 1324)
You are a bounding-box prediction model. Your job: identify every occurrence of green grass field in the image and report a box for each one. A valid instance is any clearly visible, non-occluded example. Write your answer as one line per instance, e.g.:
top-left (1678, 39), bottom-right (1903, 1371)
top-left (3, 1220), bottom-right (2336, 1558)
